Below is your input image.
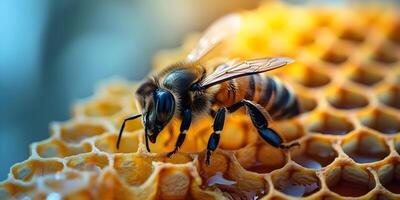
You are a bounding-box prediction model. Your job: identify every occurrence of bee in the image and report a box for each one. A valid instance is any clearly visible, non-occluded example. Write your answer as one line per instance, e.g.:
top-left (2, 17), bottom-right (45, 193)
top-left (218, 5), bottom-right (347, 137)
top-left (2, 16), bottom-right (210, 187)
top-left (116, 14), bottom-right (300, 164)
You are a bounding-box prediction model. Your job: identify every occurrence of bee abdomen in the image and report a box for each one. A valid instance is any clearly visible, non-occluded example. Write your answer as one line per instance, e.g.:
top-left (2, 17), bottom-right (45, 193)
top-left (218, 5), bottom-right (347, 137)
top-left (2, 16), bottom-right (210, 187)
top-left (258, 75), bottom-right (300, 120)
top-left (212, 74), bottom-right (300, 120)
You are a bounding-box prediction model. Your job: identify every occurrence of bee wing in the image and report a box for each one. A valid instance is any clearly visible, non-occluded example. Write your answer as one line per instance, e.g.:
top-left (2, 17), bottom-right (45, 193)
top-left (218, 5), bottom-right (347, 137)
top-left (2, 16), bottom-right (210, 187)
top-left (200, 57), bottom-right (294, 88)
top-left (186, 14), bottom-right (242, 63)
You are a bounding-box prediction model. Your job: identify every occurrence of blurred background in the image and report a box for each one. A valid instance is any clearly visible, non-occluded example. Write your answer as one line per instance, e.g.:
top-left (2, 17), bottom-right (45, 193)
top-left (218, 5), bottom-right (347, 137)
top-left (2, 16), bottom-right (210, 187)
top-left (0, 0), bottom-right (266, 180)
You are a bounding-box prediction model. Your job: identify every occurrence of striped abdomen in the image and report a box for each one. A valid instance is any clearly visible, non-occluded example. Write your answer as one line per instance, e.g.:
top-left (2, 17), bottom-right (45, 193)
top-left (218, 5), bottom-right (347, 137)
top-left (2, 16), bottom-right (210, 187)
top-left (211, 74), bottom-right (300, 120)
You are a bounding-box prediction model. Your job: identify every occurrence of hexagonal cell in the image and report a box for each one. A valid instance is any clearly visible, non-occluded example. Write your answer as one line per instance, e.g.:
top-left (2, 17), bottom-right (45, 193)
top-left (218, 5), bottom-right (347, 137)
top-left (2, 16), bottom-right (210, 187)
top-left (321, 46), bottom-right (349, 65)
top-left (219, 116), bottom-right (257, 150)
top-left (297, 93), bottom-right (318, 113)
top-left (198, 152), bottom-right (268, 199)
top-left (67, 153), bottom-right (109, 172)
top-left (113, 154), bottom-right (156, 186)
top-left (12, 159), bottom-right (64, 182)
top-left (291, 136), bottom-right (337, 169)
top-left (347, 65), bottom-right (384, 87)
top-left (83, 98), bottom-right (123, 118)
top-left (291, 65), bottom-right (331, 88)
top-left (0, 182), bottom-right (35, 199)
top-left (43, 172), bottom-right (85, 193)
top-left (271, 120), bottom-right (305, 142)
top-left (378, 84), bottom-right (400, 110)
top-left (307, 112), bottom-right (354, 135)
top-left (326, 164), bottom-right (376, 197)
top-left (341, 130), bottom-right (390, 164)
top-left (95, 132), bottom-right (139, 153)
top-left (359, 108), bottom-right (400, 134)
top-left (338, 26), bottom-right (366, 43)
top-left (60, 121), bottom-right (109, 143)
top-left (371, 43), bottom-right (398, 64)
top-left (235, 143), bottom-right (287, 174)
top-left (36, 139), bottom-right (92, 158)
top-left (327, 86), bottom-right (369, 109)
top-left (158, 168), bottom-right (192, 199)
top-left (376, 158), bottom-right (400, 194)
top-left (272, 167), bottom-right (321, 197)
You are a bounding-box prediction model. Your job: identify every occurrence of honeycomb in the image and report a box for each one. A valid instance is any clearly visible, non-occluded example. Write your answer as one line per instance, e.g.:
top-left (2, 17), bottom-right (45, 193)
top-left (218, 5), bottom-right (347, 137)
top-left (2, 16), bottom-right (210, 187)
top-left (1, 2), bottom-right (400, 200)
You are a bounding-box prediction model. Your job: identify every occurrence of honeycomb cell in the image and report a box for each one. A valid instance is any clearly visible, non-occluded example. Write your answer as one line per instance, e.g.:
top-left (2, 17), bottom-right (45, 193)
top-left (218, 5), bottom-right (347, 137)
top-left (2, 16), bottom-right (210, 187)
top-left (12, 160), bottom-right (64, 182)
top-left (291, 136), bottom-right (337, 169)
top-left (0, 182), bottom-right (36, 199)
top-left (378, 84), bottom-right (400, 110)
top-left (272, 167), bottom-right (321, 197)
top-left (347, 65), bottom-right (384, 87)
top-left (371, 43), bottom-right (398, 65)
top-left (113, 154), bottom-right (156, 186)
top-left (341, 130), bottom-right (390, 164)
top-left (95, 132), bottom-right (139, 153)
top-left (43, 172), bottom-right (86, 193)
top-left (219, 116), bottom-right (256, 150)
top-left (327, 86), bottom-right (369, 109)
top-left (271, 120), bottom-right (305, 142)
top-left (67, 153), bottom-right (109, 172)
top-left (326, 164), bottom-right (376, 197)
top-left (235, 143), bottom-right (287, 174)
top-left (359, 108), bottom-right (400, 134)
top-left (59, 121), bottom-right (110, 143)
top-left (321, 46), bottom-right (349, 65)
top-left (198, 152), bottom-right (268, 199)
top-left (307, 112), bottom-right (354, 135)
top-left (297, 93), bottom-right (318, 113)
top-left (158, 168), bottom-right (192, 200)
top-left (291, 65), bottom-right (331, 88)
top-left (83, 98), bottom-right (123, 118)
top-left (376, 159), bottom-right (400, 194)
top-left (36, 139), bottom-right (92, 158)
top-left (338, 26), bottom-right (366, 43)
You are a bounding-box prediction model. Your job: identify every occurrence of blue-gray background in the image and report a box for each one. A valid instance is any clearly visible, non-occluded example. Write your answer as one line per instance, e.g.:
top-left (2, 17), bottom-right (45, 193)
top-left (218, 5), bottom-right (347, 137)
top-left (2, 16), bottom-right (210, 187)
top-left (0, 0), bottom-right (263, 180)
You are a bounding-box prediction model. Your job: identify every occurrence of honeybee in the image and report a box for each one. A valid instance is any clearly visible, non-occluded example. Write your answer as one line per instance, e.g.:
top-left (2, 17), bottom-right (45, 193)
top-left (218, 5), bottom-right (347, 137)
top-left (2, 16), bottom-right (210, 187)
top-left (116, 14), bottom-right (300, 164)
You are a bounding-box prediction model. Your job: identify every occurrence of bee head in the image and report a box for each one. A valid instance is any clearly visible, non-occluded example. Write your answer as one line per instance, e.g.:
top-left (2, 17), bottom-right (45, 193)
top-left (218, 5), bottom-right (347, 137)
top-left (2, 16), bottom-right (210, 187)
top-left (141, 88), bottom-right (175, 143)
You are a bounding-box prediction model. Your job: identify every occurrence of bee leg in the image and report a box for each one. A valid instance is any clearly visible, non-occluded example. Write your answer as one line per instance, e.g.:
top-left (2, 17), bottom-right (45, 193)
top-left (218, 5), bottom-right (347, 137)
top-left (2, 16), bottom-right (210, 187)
top-left (206, 107), bottom-right (227, 165)
top-left (241, 100), bottom-right (299, 149)
top-left (167, 109), bottom-right (192, 158)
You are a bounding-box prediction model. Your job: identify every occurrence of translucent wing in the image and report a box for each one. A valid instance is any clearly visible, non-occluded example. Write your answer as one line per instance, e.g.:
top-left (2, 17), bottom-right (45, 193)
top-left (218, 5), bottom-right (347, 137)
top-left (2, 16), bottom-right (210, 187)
top-left (186, 14), bottom-right (242, 63)
top-left (200, 57), bottom-right (294, 88)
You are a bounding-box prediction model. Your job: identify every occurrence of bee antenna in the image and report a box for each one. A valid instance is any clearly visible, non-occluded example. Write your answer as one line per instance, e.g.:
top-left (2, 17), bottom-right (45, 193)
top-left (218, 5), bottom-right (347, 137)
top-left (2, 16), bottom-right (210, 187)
top-left (116, 114), bottom-right (142, 149)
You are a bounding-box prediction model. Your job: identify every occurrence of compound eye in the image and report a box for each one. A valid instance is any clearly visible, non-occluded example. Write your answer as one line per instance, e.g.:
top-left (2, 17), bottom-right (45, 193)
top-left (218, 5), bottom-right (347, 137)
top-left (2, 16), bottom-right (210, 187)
top-left (154, 89), bottom-right (175, 123)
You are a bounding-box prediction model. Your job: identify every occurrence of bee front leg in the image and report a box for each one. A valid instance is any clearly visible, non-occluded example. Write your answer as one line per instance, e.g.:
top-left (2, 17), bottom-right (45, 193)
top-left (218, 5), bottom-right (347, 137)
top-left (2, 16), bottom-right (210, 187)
top-left (167, 108), bottom-right (192, 158)
top-left (206, 107), bottom-right (227, 165)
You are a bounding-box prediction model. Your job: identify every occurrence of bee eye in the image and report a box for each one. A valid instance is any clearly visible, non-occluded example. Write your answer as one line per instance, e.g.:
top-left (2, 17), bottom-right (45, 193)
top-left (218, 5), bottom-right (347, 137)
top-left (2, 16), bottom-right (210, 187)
top-left (153, 89), bottom-right (175, 123)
